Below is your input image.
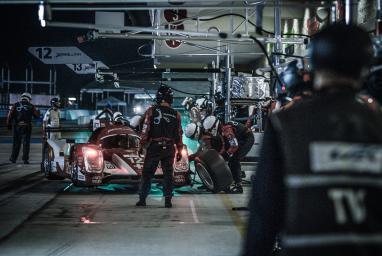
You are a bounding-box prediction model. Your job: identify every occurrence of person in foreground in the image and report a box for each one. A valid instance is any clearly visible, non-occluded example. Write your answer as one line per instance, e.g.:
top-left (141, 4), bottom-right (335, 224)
top-left (243, 23), bottom-right (382, 256)
top-left (136, 86), bottom-right (183, 208)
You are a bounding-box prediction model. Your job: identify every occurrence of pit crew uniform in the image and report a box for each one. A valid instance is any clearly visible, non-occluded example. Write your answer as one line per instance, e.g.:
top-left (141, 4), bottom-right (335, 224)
top-left (222, 121), bottom-right (254, 191)
top-left (138, 102), bottom-right (183, 207)
top-left (188, 133), bottom-right (225, 161)
top-left (43, 107), bottom-right (61, 140)
top-left (7, 94), bottom-right (40, 163)
top-left (243, 24), bottom-right (382, 256)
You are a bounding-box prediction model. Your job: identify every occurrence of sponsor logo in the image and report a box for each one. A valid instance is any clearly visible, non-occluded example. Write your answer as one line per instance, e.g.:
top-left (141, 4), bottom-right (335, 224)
top-left (310, 142), bottom-right (382, 173)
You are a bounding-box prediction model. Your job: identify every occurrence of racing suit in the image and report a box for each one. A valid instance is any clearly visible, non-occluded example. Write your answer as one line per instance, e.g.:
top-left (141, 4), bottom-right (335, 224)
top-left (7, 100), bottom-right (40, 162)
top-left (188, 133), bottom-right (225, 161)
top-left (139, 104), bottom-right (183, 200)
top-left (243, 87), bottom-right (382, 256)
top-left (222, 121), bottom-right (255, 184)
top-left (43, 107), bottom-right (61, 140)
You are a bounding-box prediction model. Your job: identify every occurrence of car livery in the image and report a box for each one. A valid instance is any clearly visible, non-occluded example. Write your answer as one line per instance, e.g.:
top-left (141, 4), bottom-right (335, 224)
top-left (41, 124), bottom-right (191, 187)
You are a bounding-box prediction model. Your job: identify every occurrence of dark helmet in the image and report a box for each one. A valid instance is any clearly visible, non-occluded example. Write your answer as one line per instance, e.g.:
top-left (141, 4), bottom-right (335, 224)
top-left (308, 23), bottom-right (373, 80)
top-left (366, 69), bottom-right (382, 104)
top-left (280, 60), bottom-right (312, 97)
top-left (214, 92), bottom-right (226, 106)
top-left (156, 85), bottom-right (173, 104)
top-left (50, 97), bottom-right (60, 108)
top-left (365, 36), bottom-right (382, 104)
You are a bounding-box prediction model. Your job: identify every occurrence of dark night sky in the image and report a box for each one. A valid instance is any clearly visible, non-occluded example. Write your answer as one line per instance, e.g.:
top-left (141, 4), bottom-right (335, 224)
top-left (0, 5), bottom-right (152, 97)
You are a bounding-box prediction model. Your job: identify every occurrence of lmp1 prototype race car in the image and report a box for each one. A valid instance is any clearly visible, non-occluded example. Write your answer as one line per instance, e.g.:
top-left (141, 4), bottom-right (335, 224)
top-left (41, 124), bottom-right (192, 188)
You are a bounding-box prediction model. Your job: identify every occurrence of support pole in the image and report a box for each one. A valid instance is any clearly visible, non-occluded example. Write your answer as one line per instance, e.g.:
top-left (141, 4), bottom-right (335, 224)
top-left (274, 0), bottom-right (282, 67)
top-left (345, 0), bottom-right (353, 25)
top-left (224, 45), bottom-right (231, 123)
top-left (31, 67), bottom-right (34, 94)
top-left (331, 4), bottom-right (337, 24)
top-left (49, 69), bottom-right (52, 95)
top-left (53, 69), bottom-right (57, 95)
top-left (7, 68), bottom-right (10, 94)
top-left (25, 68), bottom-right (28, 92)
top-left (1, 67), bottom-right (4, 90)
top-left (377, 0), bottom-right (382, 35)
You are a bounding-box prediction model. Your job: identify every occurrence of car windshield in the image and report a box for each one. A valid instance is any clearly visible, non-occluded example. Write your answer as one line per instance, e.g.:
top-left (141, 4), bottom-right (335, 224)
top-left (100, 134), bottom-right (140, 149)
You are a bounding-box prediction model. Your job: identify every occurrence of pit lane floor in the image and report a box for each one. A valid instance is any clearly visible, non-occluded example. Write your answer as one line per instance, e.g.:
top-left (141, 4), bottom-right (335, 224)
top-left (0, 143), bottom-right (255, 256)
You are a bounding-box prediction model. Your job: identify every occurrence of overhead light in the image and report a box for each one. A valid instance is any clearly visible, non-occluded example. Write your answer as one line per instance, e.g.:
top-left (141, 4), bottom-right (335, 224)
top-left (38, 1), bottom-right (51, 28)
top-left (153, 58), bottom-right (160, 69)
top-left (133, 105), bottom-right (143, 114)
top-left (68, 97), bottom-right (77, 101)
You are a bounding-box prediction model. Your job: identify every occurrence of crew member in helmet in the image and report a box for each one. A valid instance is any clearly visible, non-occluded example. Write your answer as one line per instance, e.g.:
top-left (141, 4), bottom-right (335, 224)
top-left (43, 97), bottom-right (61, 140)
top-left (136, 86), bottom-right (183, 208)
top-left (184, 122), bottom-right (224, 162)
top-left (278, 59), bottom-right (314, 111)
top-left (243, 24), bottom-right (382, 256)
top-left (7, 92), bottom-right (40, 164)
top-left (203, 115), bottom-right (254, 193)
top-left (112, 112), bottom-right (128, 126)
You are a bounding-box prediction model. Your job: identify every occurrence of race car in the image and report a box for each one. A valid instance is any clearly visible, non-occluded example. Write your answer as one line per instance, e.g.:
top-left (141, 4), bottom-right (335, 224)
top-left (41, 123), bottom-right (191, 187)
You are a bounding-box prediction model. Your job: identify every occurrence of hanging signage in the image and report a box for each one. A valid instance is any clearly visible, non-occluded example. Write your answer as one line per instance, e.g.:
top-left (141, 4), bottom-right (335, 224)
top-left (164, 10), bottom-right (187, 49)
top-left (28, 46), bottom-right (93, 64)
top-left (66, 61), bottom-right (108, 74)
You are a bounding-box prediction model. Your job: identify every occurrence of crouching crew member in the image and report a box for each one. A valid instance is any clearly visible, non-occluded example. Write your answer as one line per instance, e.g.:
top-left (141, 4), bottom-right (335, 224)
top-left (203, 116), bottom-right (254, 193)
top-left (136, 86), bottom-right (183, 208)
top-left (7, 92), bottom-right (40, 164)
top-left (185, 122), bottom-right (225, 162)
top-left (43, 97), bottom-right (61, 140)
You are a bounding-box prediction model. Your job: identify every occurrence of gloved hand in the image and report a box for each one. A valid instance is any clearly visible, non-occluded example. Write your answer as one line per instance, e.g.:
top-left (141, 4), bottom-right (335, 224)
top-left (138, 147), bottom-right (145, 156)
top-left (223, 152), bottom-right (233, 160)
top-left (176, 152), bottom-right (182, 162)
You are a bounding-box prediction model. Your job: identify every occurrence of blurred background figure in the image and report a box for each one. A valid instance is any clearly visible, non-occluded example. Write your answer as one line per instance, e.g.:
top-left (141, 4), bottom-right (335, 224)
top-left (7, 92), bottom-right (40, 164)
top-left (43, 97), bottom-right (61, 140)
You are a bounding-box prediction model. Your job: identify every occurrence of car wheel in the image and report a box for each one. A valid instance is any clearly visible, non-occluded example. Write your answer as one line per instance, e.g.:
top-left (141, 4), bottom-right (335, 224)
top-left (41, 143), bottom-right (64, 180)
top-left (196, 149), bottom-right (233, 193)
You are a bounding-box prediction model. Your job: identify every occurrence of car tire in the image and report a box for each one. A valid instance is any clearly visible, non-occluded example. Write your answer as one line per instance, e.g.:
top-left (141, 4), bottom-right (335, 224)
top-left (41, 143), bottom-right (64, 180)
top-left (196, 149), bottom-right (233, 193)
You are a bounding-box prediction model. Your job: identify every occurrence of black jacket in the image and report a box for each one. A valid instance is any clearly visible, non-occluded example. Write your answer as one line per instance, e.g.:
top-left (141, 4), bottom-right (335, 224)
top-left (243, 87), bottom-right (382, 256)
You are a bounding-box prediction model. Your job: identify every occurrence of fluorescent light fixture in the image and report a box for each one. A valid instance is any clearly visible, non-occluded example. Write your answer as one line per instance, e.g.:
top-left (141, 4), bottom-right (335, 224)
top-left (38, 2), bottom-right (45, 27)
top-left (38, 1), bottom-right (51, 28)
top-left (134, 94), bottom-right (155, 99)
top-left (68, 97), bottom-right (77, 101)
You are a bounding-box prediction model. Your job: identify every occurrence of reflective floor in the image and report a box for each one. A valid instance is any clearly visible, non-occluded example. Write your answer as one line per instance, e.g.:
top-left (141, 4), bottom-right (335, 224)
top-left (0, 143), bottom-right (254, 256)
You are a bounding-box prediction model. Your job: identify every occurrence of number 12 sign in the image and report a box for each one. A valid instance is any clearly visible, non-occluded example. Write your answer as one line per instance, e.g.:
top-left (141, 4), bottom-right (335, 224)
top-left (28, 46), bottom-right (93, 64)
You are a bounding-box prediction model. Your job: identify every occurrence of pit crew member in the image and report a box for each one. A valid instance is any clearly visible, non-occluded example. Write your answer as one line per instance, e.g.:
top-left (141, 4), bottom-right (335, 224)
top-left (7, 92), bottom-right (40, 164)
top-left (43, 97), bottom-right (61, 140)
top-left (136, 86), bottom-right (183, 208)
top-left (243, 23), bottom-right (382, 256)
top-left (203, 116), bottom-right (254, 193)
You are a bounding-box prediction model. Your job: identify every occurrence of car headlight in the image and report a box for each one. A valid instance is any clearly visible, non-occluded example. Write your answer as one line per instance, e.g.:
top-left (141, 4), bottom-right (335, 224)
top-left (82, 147), bottom-right (103, 173)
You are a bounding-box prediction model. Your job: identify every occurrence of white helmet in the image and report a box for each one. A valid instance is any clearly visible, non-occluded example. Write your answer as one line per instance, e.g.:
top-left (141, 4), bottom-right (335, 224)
top-left (195, 97), bottom-right (207, 109)
top-left (202, 115), bottom-right (220, 136)
top-left (185, 123), bottom-right (201, 140)
top-left (113, 112), bottom-right (123, 122)
top-left (129, 115), bottom-right (142, 128)
top-left (21, 92), bottom-right (32, 102)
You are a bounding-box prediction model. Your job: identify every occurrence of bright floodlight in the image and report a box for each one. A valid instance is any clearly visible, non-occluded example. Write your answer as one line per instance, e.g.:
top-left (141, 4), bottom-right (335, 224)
top-left (38, 3), bottom-right (45, 27)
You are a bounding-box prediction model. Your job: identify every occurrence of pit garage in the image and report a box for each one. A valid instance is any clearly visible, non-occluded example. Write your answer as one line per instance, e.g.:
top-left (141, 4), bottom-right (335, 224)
top-left (0, 1), bottom-right (381, 256)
